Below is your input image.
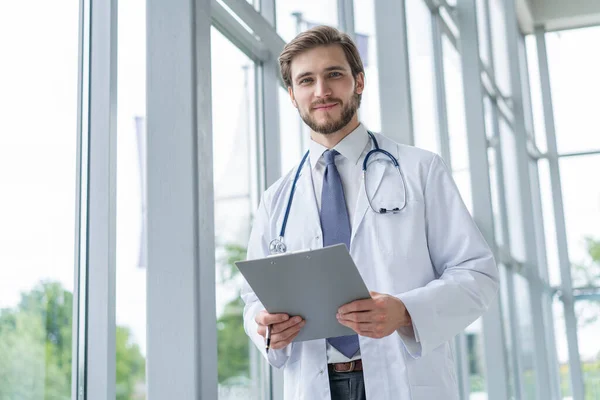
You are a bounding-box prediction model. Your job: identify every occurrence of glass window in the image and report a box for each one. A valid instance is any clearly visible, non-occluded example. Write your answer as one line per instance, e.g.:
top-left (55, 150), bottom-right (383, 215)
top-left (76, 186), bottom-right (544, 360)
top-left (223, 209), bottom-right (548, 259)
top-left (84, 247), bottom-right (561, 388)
top-left (275, 0), bottom-right (338, 43)
top-left (353, 0), bottom-right (381, 132)
top-left (498, 264), bottom-right (519, 398)
top-left (211, 27), bottom-right (265, 399)
top-left (546, 27), bottom-right (600, 154)
top-left (574, 300), bottom-right (600, 398)
top-left (553, 297), bottom-right (572, 399)
top-left (537, 158), bottom-right (561, 286)
top-left (0, 2), bottom-right (78, 398)
top-left (116, 0), bottom-right (148, 398)
top-left (407, 0), bottom-right (440, 154)
top-left (559, 154), bottom-right (600, 287)
top-left (524, 36), bottom-right (548, 153)
top-left (279, 86), bottom-right (306, 173)
top-left (442, 34), bottom-right (473, 213)
top-left (464, 317), bottom-right (488, 398)
top-left (476, 0), bottom-right (490, 65)
top-left (499, 120), bottom-right (527, 261)
top-left (514, 274), bottom-right (537, 399)
top-left (488, 147), bottom-right (504, 246)
top-left (489, 0), bottom-right (511, 96)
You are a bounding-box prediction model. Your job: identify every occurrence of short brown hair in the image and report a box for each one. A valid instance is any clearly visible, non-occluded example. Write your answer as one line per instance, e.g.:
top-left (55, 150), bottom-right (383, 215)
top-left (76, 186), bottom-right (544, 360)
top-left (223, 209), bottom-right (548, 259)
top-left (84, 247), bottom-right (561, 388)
top-left (279, 25), bottom-right (365, 89)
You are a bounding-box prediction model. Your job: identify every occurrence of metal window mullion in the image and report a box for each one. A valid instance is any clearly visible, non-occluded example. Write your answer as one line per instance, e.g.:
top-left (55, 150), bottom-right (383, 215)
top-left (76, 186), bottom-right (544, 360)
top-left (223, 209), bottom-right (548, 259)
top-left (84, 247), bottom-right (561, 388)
top-left (211, 0), bottom-right (270, 63)
top-left (502, 0), bottom-right (555, 397)
top-left (258, 0), bottom-right (283, 398)
top-left (337, 0), bottom-right (355, 38)
top-left (558, 149), bottom-right (600, 158)
top-left (431, 13), bottom-right (452, 166)
top-left (374, 0), bottom-right (414, 144)
top-left (73, 0), bottom-right (92, 397)
top-left (489, 102), bottom-right (525, 400)
top-left (535, 27), bottom-right (585, 400)
top-left (82, 0), bottom-right (119, 397)
top-left (456, 1), bottom-right (510, 399)
top-left (220, 0), bottom-right (285, 61)
top-left (146, 0), bottom-right (218, 398)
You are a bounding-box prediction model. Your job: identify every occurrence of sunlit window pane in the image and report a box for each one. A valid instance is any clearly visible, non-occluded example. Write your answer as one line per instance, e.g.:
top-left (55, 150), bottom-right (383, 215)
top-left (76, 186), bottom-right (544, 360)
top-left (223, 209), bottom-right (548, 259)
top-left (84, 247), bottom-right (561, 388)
top-left (211, 27), bottom-right (265, 399)
top-left (407, 0), bottom-right (440, 154)
top-left (489, 0), bottom-right (511, 96)
top-left (116, 0), bottom-right (148, 397)
top-left (354, 0), bottom-right (381, 132)
top-left (0, 1), bottom-right (78, 398)
top-left (546, 27), bottom-right (600, 154)
top-left (514, 274), bottom-right (537, 399)
top-left (275, 0), bottom-right (338, 43)
top-left (559, 155), bottom-right (600, 287)
top-left (574, 300), bottom-right (600, 398)
top-left (442, 34), bottom-right (473, 214)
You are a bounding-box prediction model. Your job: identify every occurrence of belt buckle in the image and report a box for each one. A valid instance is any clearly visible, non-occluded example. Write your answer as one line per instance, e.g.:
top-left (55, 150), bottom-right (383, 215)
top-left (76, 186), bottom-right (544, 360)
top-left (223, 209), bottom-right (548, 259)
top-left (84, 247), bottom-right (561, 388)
top-left (336, 361), bottom-right (355, 373)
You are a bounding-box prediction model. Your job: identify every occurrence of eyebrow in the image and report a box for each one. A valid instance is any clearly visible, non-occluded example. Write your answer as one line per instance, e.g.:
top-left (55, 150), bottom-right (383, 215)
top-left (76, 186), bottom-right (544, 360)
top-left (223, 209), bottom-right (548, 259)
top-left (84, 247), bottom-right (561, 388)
top-left (294, 65), bottom-right (348, 82)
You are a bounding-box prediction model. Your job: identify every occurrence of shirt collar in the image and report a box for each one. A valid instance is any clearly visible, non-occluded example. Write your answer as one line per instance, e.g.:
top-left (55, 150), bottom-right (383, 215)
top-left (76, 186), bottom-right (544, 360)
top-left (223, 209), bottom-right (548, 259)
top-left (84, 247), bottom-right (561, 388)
top-left (308, 123), bottom-right (370, 169)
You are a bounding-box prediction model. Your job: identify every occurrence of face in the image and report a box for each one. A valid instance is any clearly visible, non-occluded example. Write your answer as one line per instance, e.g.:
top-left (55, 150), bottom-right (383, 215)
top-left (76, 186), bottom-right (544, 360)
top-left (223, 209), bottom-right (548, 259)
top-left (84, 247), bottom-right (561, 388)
top-left (288, 45), bottom-right (364, 135)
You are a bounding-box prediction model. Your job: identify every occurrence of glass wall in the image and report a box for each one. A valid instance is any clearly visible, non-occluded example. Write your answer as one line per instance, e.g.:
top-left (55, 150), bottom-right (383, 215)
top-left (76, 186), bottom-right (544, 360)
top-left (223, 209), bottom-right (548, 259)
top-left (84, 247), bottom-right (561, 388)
top-left (2, 0), bottom-right (598, 398)
top-left (0, 1), bottom-right (79, 398)
top-left (526, 25), bottom-right (600, 399)
top-left (116, 0), bottom-right (147, 397)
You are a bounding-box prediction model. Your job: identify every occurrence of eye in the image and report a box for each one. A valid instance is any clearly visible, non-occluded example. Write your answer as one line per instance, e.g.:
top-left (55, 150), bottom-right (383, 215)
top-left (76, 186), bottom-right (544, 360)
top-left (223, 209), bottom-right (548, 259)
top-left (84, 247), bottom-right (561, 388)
top-left (329, 71), bottom-right (342, 78)
top-left (299, 77), bottom-right (313, 85)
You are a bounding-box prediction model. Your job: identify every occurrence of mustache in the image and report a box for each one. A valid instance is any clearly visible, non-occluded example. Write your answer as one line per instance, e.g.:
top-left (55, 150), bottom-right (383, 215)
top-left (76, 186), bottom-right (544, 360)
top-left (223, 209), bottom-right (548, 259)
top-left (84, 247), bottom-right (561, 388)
top-left (311, 99), bottom-right (342, 108)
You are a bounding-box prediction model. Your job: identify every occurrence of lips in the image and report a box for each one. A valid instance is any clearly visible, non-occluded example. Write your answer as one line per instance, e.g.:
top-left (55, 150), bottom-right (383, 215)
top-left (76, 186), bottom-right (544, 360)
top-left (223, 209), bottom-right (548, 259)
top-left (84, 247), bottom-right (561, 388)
top-left (313, 103), bottom-right (338, 111)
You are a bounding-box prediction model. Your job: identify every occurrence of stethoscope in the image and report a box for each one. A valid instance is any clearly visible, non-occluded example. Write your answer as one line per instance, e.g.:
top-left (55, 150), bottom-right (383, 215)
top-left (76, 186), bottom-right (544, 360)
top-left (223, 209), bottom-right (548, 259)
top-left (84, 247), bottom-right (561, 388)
top-left (269, 131), bottom-right (407, 255)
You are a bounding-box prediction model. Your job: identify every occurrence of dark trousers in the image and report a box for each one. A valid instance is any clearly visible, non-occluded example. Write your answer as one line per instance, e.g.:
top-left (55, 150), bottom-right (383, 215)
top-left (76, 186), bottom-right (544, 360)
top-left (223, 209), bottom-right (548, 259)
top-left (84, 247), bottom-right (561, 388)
top-left (328, 369), bottom-right (367, 400)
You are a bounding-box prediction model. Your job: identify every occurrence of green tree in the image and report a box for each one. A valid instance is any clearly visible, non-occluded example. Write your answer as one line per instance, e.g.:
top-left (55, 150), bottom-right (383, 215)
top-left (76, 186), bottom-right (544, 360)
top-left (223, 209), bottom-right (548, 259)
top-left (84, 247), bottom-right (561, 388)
top-left (0, 281), bottom-right (145, 400)
top-left (216, 242), bottom-right (251, 384)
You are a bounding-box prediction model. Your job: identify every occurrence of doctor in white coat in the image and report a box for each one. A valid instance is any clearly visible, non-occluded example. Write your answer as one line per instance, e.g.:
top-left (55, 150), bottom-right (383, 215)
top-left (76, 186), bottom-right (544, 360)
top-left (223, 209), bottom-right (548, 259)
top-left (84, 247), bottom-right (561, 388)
top-left (241, 25), bottom-right (499, 400)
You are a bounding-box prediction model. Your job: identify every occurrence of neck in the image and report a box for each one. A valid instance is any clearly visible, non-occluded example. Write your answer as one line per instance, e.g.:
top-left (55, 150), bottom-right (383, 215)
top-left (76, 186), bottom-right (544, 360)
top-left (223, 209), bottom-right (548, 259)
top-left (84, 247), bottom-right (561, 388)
top-left (310, 117), bottom-right (360, 149)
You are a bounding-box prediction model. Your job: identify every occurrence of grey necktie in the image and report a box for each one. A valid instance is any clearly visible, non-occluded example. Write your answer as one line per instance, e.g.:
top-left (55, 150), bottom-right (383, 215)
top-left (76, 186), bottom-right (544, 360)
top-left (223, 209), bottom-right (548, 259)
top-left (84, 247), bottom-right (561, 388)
top-left (320, 150), bottom-right (360, 358)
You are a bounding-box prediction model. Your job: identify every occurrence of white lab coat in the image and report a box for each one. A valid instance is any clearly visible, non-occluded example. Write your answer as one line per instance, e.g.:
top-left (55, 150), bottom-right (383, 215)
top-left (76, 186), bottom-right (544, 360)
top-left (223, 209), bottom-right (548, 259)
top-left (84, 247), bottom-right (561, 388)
top-left (241, 132), bottom-right (499, 400)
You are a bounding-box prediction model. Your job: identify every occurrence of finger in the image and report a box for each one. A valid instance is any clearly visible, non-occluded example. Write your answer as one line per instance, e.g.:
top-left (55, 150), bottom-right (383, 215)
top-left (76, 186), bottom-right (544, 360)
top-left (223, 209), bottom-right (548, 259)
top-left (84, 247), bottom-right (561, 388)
top-left (337, 319), bottom-right (378, 335)
top-left (256, 311), bottom-right (290, 326)
top-left (337, 310), bottom-right (383, 323)
top-left (271, 330), bottom-right (301, 350)
top-left (338, 298), bottom-right (375, 314)
top-left (271, 316), bottom-right (304, 334)
top-left (271, 320), bottom-right (306, 344)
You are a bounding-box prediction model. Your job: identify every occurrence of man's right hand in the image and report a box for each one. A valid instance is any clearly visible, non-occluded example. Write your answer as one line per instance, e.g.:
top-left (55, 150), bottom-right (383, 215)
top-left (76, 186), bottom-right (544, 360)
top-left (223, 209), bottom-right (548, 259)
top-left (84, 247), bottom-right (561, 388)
top-left (255, 311), bottom-right (306, 350)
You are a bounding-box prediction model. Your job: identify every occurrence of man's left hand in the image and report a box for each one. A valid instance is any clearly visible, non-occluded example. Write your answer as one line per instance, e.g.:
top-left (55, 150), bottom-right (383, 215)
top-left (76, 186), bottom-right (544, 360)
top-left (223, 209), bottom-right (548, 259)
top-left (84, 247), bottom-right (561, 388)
top-left (336, 291), bottom-right (412, 339)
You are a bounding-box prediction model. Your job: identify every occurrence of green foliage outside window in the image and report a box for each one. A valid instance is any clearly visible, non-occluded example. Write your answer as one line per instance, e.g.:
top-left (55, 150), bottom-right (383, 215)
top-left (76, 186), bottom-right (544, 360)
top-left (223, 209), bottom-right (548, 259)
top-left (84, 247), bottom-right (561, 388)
top-left (217, 243), bottom-right (251, 385)
top-left (0, 281), bottom-right (145, 400)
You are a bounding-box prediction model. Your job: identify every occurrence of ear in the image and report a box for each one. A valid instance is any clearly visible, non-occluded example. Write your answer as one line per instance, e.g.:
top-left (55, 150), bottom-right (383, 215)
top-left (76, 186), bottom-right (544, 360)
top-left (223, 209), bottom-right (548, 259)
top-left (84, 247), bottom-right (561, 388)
top-left (355, 72), bottom-right (365, 95)
top-left (288, 86), bottom-right (298, 108)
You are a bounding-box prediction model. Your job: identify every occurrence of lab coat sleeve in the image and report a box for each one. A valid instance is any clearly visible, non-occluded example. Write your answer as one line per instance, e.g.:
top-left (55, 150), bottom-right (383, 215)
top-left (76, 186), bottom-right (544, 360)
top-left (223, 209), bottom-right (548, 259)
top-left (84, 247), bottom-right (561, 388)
top-left (396, 154), bottom-right (499, 358)
top-left (240, 194), bottom-right (292, 369)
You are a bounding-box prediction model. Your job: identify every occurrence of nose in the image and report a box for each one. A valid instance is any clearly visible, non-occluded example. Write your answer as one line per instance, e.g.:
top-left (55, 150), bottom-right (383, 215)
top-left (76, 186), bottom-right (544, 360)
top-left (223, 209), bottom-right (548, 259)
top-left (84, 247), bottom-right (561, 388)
top-left (314, 78), bottom-right (331, 99)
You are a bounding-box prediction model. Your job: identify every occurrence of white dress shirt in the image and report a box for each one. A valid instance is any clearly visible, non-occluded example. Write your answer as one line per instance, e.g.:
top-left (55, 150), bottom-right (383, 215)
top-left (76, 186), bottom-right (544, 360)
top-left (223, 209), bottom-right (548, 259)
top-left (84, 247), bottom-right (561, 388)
top-left (308, 123), bottom-right (371, 364)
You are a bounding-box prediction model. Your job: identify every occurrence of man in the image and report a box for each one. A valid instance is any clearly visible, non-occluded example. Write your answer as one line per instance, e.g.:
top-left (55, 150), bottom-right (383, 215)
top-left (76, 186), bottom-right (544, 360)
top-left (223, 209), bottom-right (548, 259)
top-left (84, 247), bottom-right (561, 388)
top-left (241, 25), bottom-right (498, 400)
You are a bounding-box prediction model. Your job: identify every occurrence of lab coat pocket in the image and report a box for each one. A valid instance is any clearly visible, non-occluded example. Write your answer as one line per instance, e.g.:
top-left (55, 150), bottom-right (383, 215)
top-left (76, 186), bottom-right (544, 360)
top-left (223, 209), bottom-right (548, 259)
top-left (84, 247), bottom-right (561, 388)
top-left (374, 211), bottom-right (406, 258)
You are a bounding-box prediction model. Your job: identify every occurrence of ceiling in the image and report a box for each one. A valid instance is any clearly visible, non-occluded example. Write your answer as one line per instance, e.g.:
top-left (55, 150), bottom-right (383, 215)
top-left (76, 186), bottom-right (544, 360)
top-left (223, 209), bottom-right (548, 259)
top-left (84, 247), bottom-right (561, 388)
top-left (516, 0), bottom-right (600, 34)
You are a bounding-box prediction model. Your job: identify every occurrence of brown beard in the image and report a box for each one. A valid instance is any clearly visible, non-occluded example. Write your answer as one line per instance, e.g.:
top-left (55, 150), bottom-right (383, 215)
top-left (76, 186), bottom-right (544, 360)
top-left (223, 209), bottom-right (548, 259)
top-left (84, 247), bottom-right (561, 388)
top-left (299, 93), bottom-right (360, 135)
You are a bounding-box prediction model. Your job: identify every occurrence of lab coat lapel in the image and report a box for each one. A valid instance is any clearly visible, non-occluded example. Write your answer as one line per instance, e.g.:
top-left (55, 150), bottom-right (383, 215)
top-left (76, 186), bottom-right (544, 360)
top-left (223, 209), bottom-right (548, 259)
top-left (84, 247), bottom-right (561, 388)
top-left (351, 158), bottom-right (386, 245)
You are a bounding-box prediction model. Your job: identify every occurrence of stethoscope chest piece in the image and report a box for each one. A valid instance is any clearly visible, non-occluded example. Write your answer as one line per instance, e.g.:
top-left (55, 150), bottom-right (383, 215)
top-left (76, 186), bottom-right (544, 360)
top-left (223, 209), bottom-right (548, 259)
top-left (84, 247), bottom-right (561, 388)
top-left (269, 236), bottom-right (287, 255)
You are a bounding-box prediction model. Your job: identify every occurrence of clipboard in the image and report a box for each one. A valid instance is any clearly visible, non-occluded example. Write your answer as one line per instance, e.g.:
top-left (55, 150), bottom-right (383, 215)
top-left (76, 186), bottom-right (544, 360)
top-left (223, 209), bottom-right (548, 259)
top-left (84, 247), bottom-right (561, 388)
top-left (235, 244), bottom-right (371, 342)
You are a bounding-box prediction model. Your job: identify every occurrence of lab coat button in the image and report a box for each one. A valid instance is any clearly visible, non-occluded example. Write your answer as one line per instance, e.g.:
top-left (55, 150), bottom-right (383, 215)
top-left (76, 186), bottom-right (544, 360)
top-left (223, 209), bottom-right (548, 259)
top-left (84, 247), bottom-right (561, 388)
top-left (319, 369), bottom-right (324, 375)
